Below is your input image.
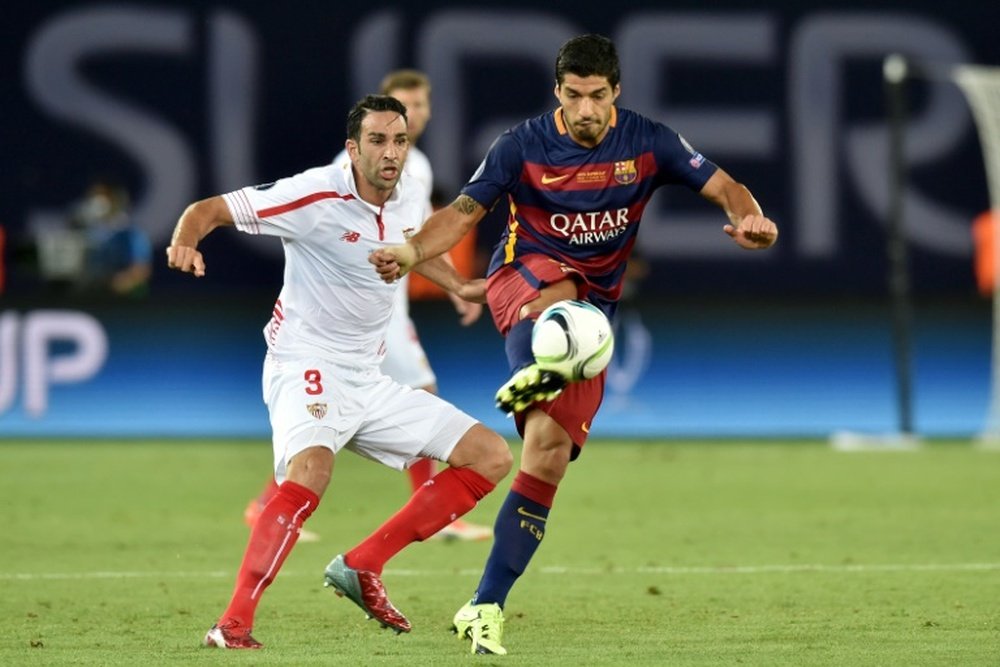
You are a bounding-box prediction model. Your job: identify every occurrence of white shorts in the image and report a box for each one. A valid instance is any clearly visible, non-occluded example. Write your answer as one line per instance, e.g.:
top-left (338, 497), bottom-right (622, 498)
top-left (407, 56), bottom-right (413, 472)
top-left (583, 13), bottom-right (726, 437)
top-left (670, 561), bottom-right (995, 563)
top-left (262, 354), bottom-right (476, 483)
top-left (380, 308), bottom-right (436, 389)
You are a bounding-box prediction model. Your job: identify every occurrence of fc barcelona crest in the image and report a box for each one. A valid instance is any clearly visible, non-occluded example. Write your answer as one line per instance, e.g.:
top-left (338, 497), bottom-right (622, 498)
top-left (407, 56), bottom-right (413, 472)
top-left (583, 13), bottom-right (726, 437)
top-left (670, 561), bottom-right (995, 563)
top-left (614, 160), bottom-right (637, 185)
top-left (307, 402), bottom-right (328, 420)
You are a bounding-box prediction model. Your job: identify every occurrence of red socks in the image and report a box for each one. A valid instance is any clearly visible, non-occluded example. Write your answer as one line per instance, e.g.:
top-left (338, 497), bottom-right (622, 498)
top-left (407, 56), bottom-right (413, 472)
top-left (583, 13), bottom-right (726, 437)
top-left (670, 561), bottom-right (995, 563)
top-left (219, 466), bottom-right (495, 625)
top-left (219, 481), bottom-right (318, 628)
top-left (405, 458), bottom-right (437, 493)
top-left (347, 466), bottom-right (495, 573)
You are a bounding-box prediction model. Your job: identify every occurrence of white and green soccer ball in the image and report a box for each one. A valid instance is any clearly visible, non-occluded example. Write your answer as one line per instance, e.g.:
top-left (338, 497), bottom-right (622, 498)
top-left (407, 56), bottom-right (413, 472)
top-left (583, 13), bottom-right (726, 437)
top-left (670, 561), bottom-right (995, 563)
top-left (531, 299), bottom-right (615, 381)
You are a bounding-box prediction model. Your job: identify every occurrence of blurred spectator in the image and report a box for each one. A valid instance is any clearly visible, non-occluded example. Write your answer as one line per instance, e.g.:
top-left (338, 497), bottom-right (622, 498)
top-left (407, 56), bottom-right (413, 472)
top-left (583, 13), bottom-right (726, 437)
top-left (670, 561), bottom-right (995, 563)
top-left (35, 179), bottom-right (152, 297)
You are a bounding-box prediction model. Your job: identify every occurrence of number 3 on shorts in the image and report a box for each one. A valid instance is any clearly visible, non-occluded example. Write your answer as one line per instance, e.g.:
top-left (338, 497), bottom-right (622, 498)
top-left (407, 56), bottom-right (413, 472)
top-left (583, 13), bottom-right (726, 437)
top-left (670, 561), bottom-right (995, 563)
top-left (304, 369), bottom-right (323, 395)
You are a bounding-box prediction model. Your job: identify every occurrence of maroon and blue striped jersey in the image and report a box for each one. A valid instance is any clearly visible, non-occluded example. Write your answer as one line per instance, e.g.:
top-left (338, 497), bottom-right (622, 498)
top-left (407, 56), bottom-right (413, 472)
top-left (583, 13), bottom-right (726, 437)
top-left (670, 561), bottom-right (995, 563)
top-left (462, 106), bottom-right (717, 315)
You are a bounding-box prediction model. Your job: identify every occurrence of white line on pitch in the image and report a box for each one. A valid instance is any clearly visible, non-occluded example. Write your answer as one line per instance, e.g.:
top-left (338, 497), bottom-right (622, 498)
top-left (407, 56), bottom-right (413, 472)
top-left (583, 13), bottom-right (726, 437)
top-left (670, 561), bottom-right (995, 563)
top-left (4, 562), bottom-right (1000, 581)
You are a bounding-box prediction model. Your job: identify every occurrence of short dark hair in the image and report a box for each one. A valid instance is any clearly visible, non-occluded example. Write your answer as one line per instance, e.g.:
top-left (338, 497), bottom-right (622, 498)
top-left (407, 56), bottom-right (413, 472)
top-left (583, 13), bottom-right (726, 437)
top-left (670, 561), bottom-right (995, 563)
top-left (346, 94), bottom-right (408, 142)
top-left (379, 69), bottom-right (431, 96)
top-left (555, 34), bottom-right (620, 88)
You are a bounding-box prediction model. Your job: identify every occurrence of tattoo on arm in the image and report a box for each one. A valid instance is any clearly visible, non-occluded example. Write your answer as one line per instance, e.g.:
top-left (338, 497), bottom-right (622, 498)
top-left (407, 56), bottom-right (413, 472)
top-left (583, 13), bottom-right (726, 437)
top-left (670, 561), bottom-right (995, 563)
top-left (452, 194), bottom-right (479, 215)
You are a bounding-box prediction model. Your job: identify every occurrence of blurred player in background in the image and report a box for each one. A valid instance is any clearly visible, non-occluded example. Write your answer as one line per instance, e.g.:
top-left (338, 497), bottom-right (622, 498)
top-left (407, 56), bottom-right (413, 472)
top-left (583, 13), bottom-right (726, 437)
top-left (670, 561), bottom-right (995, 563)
top-left (167, 94), bottom-right (512, 649)
top-left (371, 35), bottom-right (779, 654)
top-left (243, 70), bottom-right (491, 542)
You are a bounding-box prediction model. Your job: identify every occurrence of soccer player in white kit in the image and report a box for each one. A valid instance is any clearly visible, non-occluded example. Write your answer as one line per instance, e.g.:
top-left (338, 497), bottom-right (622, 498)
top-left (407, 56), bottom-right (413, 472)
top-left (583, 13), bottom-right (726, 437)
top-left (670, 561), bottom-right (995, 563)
top-left (242, 70), bottom-right (493, 542)
top-left (166, 94), bottom-right (512, 649)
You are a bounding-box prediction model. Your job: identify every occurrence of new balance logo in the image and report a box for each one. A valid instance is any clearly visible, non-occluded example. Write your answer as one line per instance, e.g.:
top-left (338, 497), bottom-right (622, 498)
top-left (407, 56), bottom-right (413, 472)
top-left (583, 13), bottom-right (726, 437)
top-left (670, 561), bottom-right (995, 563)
top-left (340, 231), bottom-right (361, 242)
top-left (541, 173), bottom-right (570, 185)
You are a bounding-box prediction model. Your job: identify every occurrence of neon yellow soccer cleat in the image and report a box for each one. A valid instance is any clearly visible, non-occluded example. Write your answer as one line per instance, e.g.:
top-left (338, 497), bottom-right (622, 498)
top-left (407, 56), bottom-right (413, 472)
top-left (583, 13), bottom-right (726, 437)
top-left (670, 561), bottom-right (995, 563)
top-left (451, 599), bottom-right (478, 639)
top-left (453, 601), bottom-right (507, 655)
top-left (495, 364), bottom-right (566, 414)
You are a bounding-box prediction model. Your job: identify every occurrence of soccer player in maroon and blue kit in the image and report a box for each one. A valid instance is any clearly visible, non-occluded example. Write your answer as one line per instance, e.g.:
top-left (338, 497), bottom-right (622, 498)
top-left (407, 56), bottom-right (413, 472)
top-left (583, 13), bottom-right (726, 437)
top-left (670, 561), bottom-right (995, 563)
top-left (371, 34), bottom-right (778, 655)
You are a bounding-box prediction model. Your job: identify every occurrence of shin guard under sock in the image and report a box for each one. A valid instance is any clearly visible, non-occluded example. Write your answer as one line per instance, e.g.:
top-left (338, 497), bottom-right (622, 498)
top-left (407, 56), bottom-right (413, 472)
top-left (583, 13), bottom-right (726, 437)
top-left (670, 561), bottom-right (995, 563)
top-left (472, 471), bottom-right (557, 608)
top-left (220, 480), bottom-right (319, 628)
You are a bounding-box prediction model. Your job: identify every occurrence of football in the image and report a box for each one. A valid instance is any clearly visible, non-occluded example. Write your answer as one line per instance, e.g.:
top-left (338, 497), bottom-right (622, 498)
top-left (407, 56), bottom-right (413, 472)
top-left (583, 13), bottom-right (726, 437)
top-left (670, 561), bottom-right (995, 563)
top-left (531, 299), bottom-right (615, 381)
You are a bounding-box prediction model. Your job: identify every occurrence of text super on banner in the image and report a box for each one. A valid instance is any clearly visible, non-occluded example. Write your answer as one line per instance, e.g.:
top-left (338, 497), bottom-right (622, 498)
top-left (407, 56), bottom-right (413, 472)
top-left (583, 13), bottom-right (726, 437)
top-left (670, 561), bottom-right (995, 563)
top-left (2, 1), bottom-right (997, 297)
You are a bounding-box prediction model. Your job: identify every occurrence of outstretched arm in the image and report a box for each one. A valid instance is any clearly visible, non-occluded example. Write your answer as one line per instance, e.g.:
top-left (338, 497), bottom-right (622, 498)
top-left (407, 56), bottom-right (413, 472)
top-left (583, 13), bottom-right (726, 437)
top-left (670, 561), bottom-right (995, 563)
top-left (370, 194), bottom-right (486, 282)
top-left (700, 169), bottom-right (778, 249)
top-left (165, 196), bottom-right (234, 277)
top-left (434, 251), bottom-right (484, 325)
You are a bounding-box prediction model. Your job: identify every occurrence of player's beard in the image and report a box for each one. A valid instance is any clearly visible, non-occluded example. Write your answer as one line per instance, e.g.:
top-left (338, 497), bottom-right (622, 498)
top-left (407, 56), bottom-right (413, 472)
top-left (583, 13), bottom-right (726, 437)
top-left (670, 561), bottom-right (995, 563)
top-left (570, 114), bottom-right (609, 145)
top-left (374, 164), bottom-right (401, 190)
top-left (359, 152), bottom-right (402, 192)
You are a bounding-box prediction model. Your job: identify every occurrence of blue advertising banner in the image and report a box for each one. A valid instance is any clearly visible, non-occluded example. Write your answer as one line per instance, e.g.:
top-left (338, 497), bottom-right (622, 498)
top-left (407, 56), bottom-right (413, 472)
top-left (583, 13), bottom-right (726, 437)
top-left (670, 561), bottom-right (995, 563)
top-left (0, 298), bottom-right (990, 439)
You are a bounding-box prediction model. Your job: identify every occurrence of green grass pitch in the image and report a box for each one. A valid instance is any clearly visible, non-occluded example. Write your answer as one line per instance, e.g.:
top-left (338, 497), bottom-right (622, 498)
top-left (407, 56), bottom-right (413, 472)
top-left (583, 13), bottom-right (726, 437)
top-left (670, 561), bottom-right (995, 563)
top-left (2, 439), bottom-right (999, 666)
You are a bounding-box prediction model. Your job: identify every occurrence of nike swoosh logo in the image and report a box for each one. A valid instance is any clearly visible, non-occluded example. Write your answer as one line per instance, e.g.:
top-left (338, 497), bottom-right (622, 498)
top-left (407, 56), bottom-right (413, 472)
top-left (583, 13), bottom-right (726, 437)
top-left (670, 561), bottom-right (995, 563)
top-left (581, 422), bottom-right (590, 433)
top-left (541, 173), bottom-right (570, 185)
top-left (517, 506), bottom-right (547, 522)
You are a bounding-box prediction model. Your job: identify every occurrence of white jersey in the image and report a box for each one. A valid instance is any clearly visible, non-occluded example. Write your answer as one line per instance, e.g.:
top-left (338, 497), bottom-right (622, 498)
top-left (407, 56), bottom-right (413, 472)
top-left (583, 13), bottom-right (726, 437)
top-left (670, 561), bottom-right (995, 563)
top-left (329, 145), bottom-right (437, 388)
top-left (333, 146), bottom-right (433, 320)
top-left (222, 161), bottom-right (426, 370)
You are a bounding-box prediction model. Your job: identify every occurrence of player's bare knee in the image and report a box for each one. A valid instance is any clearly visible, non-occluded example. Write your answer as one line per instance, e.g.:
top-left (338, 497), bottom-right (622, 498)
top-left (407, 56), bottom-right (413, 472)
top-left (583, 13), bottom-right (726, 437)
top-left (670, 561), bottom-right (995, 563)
top-left (485, 433), bottom-right (514, 483)
top-left (471, 430), bottom-right (512, 484)
top-left (285, 446), bottom-right (334, 497)
top-left (449, 424), bottom-right (512, 484)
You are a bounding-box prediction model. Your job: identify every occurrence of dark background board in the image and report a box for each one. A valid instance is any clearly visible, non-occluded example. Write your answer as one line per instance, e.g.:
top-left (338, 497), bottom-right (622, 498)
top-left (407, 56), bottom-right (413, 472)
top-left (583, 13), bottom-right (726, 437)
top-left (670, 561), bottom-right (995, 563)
top-left (2, 1), bottom-right (998, 296)
top-left (1, 2), bottom-right (998, 438)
